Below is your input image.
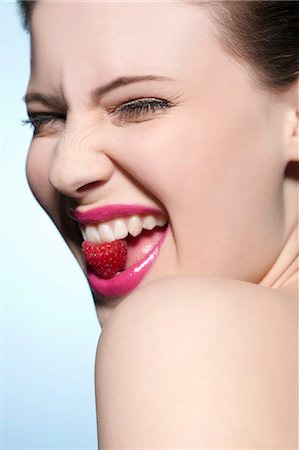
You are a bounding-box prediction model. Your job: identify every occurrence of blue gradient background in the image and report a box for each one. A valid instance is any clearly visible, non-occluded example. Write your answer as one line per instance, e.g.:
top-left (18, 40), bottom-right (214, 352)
top-left (2, 2), bottom-right (100, 448)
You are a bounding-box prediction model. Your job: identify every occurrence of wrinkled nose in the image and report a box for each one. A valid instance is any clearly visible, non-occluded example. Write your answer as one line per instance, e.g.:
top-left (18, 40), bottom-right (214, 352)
top-left (48, 126), bottom-right (114, 199)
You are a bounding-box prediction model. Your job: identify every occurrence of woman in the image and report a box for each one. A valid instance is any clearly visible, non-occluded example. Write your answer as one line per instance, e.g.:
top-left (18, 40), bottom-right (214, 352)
top-left (18, 0), bottom-right (298, 447)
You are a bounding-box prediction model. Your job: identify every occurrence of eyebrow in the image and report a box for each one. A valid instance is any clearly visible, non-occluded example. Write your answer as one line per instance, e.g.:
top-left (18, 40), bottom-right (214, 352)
top-left (23, 75), bottom-right (174, 108)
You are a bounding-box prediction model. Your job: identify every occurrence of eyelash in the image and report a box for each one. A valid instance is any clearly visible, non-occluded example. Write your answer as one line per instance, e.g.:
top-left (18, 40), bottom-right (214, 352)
top-left (22, 113), bottom-right (65, 135)
top-left (22, 98), bottom-right (172, 134)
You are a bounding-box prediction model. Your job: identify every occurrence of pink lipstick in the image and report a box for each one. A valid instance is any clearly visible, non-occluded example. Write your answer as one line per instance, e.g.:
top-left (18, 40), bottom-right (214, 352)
top-left (87, 225), bottom-right (169, 298)
top-left (71, 204), bottom-right (165, 224)
top-left (72, 204), bottom-right (169, 298)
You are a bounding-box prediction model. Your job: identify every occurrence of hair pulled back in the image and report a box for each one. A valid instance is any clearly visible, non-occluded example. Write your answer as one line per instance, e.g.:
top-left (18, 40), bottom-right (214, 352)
top-left (18, 0), bottom-right (299, 90)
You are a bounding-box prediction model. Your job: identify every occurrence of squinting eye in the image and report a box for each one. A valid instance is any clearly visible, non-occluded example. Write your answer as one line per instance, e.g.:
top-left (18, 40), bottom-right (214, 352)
top-left (114, 98), bottom-right (172, 120)
top-left (22, 113), bottom-right (66, 136)
top-left (22, 98), bottom-right (172, 136)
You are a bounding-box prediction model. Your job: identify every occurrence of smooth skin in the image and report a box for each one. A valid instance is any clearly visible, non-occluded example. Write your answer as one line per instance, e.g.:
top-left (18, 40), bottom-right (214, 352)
top-left (24, 0), bottom-right (298, 446)
top-left (96, 276), bottom-right (297, 447)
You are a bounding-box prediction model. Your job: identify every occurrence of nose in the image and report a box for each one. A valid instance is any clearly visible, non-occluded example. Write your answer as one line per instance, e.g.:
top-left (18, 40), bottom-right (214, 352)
top-left (48, 122), bottom-right (114, 199)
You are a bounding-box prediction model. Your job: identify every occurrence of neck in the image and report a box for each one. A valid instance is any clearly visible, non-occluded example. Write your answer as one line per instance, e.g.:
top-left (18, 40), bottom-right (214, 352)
top-left (259, 224), bottom-right (298, 290)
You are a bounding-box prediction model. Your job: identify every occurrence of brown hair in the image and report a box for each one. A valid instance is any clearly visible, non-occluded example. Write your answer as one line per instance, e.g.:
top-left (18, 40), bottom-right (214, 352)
top-left (18, 0), bottom-right (298, 89)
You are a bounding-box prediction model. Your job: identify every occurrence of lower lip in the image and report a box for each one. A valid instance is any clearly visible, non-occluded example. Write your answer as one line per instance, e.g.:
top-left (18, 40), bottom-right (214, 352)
top-left (86, 225), bottom-right (169, 298)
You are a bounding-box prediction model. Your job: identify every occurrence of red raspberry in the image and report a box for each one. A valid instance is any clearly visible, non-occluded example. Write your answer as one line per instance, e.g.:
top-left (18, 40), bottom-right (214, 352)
top-left (82, 239), bottom-right (127, 279)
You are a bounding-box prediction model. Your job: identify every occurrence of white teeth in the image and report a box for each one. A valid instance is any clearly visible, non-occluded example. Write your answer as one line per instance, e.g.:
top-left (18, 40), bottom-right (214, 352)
top-left (156, 216), bottom-right (167, 227)
top-left (80, 226), bottom-right (87, 240)
top-left (98, 223), bottom-right (115, 243)
top-left (82, 213), bottom-right (168, 243)
top-left (143, 215), bottom-right (156, 230)
top-left (128, 215), bottom-right (143, 237)
top-left (114, 219), bottom-right (128, 239)
top-left (85, 224), bottom-right (101, 243)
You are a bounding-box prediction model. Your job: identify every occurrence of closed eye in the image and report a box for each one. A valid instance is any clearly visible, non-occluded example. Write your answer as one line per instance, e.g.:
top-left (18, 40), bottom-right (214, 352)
top-left (21, 113), bottom-right (66, 136)
top-left (22, 98), bottom-right (173, 136)
top-left (115, 98), bottom-right (172, 118)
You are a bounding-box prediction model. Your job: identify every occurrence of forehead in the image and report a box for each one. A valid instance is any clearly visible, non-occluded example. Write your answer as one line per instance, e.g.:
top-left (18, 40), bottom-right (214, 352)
top-left (29, 1), bottom-right (217, 101)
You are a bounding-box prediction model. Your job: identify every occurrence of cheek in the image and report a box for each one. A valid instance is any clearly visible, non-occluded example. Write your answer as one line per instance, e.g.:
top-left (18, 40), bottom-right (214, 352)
top-left (26, 142), bottom-right (57, 212)
top-left (118, 112), bottom-right (268, 199)
top-left (118, 97), bottom-right (281, 231)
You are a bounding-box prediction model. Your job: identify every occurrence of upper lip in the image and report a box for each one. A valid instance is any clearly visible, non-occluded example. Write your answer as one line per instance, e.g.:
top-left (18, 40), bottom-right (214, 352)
top-left (69, 204), bottom-right (168, 224)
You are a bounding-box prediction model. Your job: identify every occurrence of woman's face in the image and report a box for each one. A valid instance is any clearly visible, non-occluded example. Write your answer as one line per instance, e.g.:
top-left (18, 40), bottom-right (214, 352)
top-left (25, 1), bottom-right (287, 322)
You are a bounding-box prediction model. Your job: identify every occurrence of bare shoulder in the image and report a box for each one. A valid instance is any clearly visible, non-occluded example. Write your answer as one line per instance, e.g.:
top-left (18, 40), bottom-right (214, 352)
top-left (107, 274), bottom-right (297, 323)
top-left (96, 276), bottom-right (298, 448)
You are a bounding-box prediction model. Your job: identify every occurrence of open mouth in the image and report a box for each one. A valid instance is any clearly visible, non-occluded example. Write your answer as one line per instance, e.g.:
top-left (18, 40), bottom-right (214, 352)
top-left (77, 211), bottom-right (169, 298)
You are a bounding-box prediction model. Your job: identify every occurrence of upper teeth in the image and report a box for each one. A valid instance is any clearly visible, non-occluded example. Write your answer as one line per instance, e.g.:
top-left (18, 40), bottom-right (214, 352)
top-left (80, 214), bottom-right (167, 243)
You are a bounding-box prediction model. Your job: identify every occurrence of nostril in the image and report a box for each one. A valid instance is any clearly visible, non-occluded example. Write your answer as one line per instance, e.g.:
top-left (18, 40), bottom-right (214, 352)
top-left (77, 180), bottom-right (106, 193)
